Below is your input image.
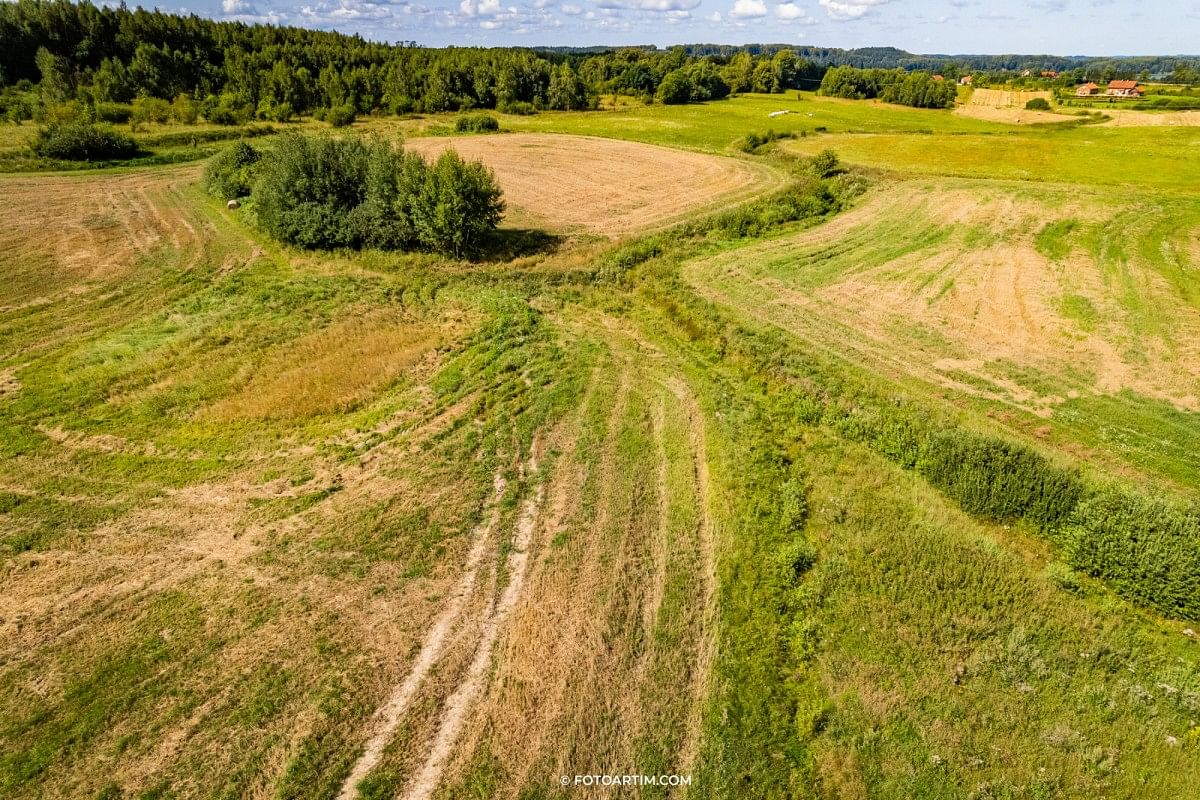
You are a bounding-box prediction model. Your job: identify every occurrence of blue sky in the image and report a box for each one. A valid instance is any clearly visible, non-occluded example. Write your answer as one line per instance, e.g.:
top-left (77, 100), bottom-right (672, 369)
top-left (181, 0), bottom-right (1198, 53)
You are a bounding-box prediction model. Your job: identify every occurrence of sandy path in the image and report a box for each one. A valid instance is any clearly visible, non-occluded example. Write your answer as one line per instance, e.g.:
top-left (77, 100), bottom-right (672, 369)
top-left (336, 472), bottom-right (508, 800)
top-left (401, 456), bottom-right (546, 800)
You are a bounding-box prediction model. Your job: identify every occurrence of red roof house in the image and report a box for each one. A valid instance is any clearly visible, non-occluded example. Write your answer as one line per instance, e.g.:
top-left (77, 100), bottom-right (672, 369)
top-left (1106, 80), bottom-right (1143, 97)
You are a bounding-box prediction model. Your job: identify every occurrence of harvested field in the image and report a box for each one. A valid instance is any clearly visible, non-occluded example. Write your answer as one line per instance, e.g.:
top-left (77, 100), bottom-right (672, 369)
top-left (954, 88), bottom-right (1063, 124)
top-left (964, 88), bottom-right (1052, 108)
top-left (405, 133), bottom-right (776, 236)
top-left (0, 167), bottom-right (206, 307)
top-left (683, 178), bottom-right (1200, 419)
top-left (1099, 108), bottom-right (1200, 127)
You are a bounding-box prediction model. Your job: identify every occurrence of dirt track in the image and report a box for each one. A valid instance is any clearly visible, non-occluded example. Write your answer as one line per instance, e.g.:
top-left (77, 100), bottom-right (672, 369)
top-left (406, 133), bottom-right (776, 236)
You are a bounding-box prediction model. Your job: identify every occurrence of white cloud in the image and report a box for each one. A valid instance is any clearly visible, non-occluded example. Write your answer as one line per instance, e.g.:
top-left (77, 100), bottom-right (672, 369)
top-left (221, 0), bottom-right (256, 14)
top-left (705, 9), bottom-right (722, 20)
top-left (460, 0), bottom-right (502, 16)
top-left (774, 1), bottom-right (808, 20)
top-left (729, 0), bottom-right (767, 18)
top-left (818, 0), bottom-right (891, 19)
top-left (596, 0), bottom-right (699, 10)
top-left (561, 2), bottom-right (583, 11)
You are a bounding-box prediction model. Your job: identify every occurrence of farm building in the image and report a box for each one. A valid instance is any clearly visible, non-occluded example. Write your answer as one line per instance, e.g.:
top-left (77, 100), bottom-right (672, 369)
top-left (959, 75), bottom-right (973, 86)
top-left (1076, 82), bottom-right (1100, 97)
top-left (1106, 80), bottom-right (1144, 97)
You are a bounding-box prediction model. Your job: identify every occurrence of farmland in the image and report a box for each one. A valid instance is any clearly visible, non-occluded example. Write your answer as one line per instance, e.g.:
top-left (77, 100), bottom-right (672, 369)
top-left (2, 81), bottom-right (1200, 800)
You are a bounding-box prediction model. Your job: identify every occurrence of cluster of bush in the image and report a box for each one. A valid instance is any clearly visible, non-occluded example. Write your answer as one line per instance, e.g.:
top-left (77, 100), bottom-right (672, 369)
top-left (740, 128), bottom-right (797, 153)
top-left (1025, 97), bottom-right (1052, 111)
top-left (819, 66), bottom-right (957, 109)
top-left (30, 121), bottom-right (138, 160)
top-left (454, 113), bottom-right (500, 133)
top-left (205, 133), bottom-right (504, 257)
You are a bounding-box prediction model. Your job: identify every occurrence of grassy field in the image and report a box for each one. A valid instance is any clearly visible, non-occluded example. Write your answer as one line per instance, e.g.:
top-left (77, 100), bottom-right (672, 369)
top-left (1, 92), bottom-right (1198, 799)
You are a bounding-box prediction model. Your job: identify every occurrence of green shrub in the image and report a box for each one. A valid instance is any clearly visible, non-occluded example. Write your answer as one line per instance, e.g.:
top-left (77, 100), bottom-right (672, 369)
top-left (917, 430), bottom-right (1083, 527)
top-left (131, 95), bottom-right (171, 129)
top-left (202, 93), bottom-right (253, 125)
top-left (811, 149), bottom-right (840, 178)
top-left (497, 100), bottom-right (535, 115)
top-left (454, 113), bottom-right (500, 133)
top-left (774, 538), bottom-right (817, 587)
top-left (657, 69), bottom-right (695, 105)
top-left (1045, 561), bottom-right (1082, 593)
top-left (203, 141), bottom-right (261, 200)
top-left (325, 104), bottom-right (356, 127)
top-left (171, 93), bottom-right (199, 124)
top-left (740, 128), bottom-right (796, 153)
top-left (30, 122), bottom-right (138, 160)
top-left (251, 132), bottom-right (502, 256)
top-left (1025, 97), bottom-right (1052, 111)
top-left (93, 102), bottom-right (133, 123)
top-left (1061, 486), bottom-right (1200, 619)
top-left (411, 150), bottom-right (505, 257)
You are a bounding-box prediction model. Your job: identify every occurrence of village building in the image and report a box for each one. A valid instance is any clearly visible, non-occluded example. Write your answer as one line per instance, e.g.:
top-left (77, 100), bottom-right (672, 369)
top-left (1106, 79), bottom-right (1143, 97)
top-left (959, 75), bottom-right (973, 86)
top-left (1075, 82), bottom-right (1099, 97)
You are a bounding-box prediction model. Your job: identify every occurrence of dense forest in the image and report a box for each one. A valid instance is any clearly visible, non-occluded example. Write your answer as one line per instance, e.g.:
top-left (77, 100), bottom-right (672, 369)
top-left (3, 0), bottom-right (1196, 127)
top-left (561, 44), bottom-right (1200, 80)
top-left (0, 0), bottom-right (825, 122)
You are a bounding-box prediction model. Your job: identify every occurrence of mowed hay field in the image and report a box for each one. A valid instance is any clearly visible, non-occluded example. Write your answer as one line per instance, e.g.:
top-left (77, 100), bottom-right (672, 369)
top-left (2, 92), bottom-right (1200, 800)
top-left (955, 88), bottom-right (1062, 124)
top-left (405, 133), bottom-right (777, 236)
top-left (683, 178), bottom-right (1200, 489)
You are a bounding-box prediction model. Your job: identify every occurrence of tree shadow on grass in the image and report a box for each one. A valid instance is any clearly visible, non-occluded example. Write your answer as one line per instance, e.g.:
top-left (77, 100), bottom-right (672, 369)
top-left (476, 228), bottom-right (565, 262)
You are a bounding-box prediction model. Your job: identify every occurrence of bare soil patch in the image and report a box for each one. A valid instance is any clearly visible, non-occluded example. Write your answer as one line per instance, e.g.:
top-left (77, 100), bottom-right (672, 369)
top-left (405, 133), bottom-right (774, 237)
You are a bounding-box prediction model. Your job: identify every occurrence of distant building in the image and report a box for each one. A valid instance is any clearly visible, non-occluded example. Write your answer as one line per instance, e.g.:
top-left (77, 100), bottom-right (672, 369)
top-left (959, 75), bottom-right (973, 86)
top-left (1040, 70), bottom-right (1059, 78)
top-left (1076, 82), bottom-right (1100, 97)
top-left (932, 74), bottom-right (944, 82)
top-left (1106, 80), bottom-right (1143, 97)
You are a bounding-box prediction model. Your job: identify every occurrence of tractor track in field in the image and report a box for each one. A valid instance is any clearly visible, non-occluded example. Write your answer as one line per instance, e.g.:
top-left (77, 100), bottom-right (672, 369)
top-left (335, 470), bottom-right (509, 800)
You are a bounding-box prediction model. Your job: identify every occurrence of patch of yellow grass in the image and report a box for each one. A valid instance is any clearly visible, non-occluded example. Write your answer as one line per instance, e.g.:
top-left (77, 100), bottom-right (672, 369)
top-left (208, 313), bottom-right (447, 420)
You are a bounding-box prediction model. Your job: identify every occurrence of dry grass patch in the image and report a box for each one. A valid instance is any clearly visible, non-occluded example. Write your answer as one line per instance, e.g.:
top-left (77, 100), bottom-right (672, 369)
top-left (405, 133), bottom-right (776, 237)
top-left (206, 312), bottom-right (457, 420)
top-left (684, 179), bottom-right (1200, 417)
top-left (0, 167), bottom-right (207, 310)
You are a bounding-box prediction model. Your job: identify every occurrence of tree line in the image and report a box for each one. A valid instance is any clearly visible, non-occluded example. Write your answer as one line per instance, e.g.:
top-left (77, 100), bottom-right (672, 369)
top-left (818, 66), bottom-right (956, 109)
top-left (0, 0), bottom-right (824, 123)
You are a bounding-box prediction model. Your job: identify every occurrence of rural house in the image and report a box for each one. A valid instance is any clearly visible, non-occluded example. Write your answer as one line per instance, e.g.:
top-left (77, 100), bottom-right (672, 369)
top-left (1106, 79), bottom-right (1143, 97)
top-left (959, 75), bottom-right (973, 85)
top-left (1075, 82), bottom-right (1099, 96)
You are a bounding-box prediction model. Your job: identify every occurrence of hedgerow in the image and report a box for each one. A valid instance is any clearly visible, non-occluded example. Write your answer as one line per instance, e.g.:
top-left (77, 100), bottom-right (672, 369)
top-left (1061, 486), bottom-right (1200, 619)
top-left (917, 429), bottom-right (1083, 527)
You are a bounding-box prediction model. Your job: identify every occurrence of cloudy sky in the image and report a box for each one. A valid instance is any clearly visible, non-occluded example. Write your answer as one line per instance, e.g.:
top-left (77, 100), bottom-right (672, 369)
top-left (191, 0), bottom-right (1196, 53)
